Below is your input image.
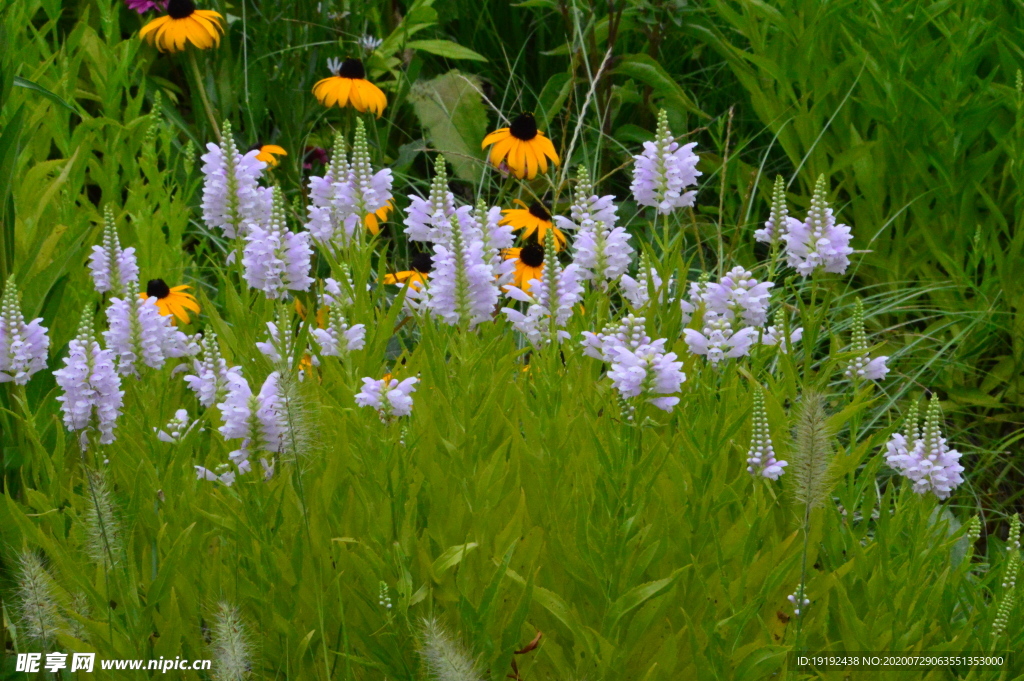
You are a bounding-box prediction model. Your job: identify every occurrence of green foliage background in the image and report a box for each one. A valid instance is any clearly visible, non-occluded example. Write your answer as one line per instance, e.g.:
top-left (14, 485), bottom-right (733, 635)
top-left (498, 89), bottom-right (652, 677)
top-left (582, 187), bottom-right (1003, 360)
top-left (1, 0), bottom-right (1023, 678)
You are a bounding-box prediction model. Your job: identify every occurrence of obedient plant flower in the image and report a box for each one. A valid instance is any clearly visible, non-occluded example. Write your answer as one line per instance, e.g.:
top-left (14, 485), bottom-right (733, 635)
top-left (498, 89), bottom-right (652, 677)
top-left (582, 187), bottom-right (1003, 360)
top-left (581, 314), bottom-right (651, 362)
top-left (783, 175), bottom-right (854, 276)
top-left (500, 199), bottom-right (566, 251)
top-left (759, 309), bottom-right (803, 351)
top-left (747, 387), bottom-right (787, 480)
top-left (88, 205), bottom-right (138, 297)
top-left (139, 0), bottom-right (223, 53)
top-left (754, 176), bottom-right (800, 246)
top-left (501, 230), bottom-right (584, 346)
top-left (630, 109), bottom-right (701, 215)
top-left (243, 187), bottom-right (314, 299)
top-left (156, 408), bottom-right (201, 443)
top-left (347, 120), bottom-right (394, 237)
top-left (104, 281), bottom-right (196, 376)
top-left (702, 266), bottom-right (774, 327)
top-left (0, 277), bottom-right (50, 385)
top-left (683, 267), bottom-right (774, 365)
top-left (481, 112), bottom-right (560, 180)
top-left (218, 371), bottom-right (287, 456)
top-left (312, 304), bottom-right (366, 357)
top-left (54, 314), bottom-right (124, 448)
top-left (201, 119), bottom-right (271, 239)
top-left (427, 215), bottom-right (500, 328)
top-left (306, 132), bottom-right (351, 249)
top-left (844, 298), bottom-right (889, 381)
top-left (313, 57), bottom-right (388, 117)
top-left (405, 155), bottom-right (457, 244)
top-left (355, 375), bottom-right (419, 421)
top-left (884, 395), bottom-right (965, 499)
top-left (474, 199), bottom-right (516, 282)
top-left (306, 122), bottom-right (394, 248)
top-left (558, 166), bottom-right (632, 285)
top-left (184, 330), bottom-right (240, 408)
top-left (683, 312), bottom-right (758, 366)
top-left (582, 316), bottom-right (685, 414)
top-left (620, 254), bottom-right (666, 310)
top-left (606, 338), bottom-right (686, 414)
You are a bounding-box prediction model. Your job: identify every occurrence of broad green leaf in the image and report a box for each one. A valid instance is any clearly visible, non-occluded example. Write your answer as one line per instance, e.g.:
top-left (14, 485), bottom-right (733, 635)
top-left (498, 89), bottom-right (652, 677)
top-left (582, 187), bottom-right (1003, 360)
top-left (408, 70), bottom-right (489, 182)
top-left (406, 40), bottom-right (488, 62)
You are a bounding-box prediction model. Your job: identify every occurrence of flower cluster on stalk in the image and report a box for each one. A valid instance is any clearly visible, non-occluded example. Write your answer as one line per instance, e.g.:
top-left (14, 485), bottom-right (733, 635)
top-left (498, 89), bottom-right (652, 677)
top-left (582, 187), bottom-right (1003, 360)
top-left (0, 277), bottom-right (49, 385)
top-left (630, 109), bottom-right (701, 215)
top-left (88, 206), bottom-right (139, 297)
top-left (884, 395), bottom-right (964, 499)
top-left (54, 315), bottom-right (124, 448)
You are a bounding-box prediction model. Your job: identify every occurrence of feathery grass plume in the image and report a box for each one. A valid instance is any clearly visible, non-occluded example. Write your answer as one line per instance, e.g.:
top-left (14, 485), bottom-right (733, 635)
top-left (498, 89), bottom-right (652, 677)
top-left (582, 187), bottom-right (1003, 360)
top-left (211, 602), bottom-right (252, 681)
top-left (787, 391), bottom-right (837, 510)
top-left (418, 618), bottom-right (484, 681)
top-left (66, 591), bottom-right (91, 641)
top-left (84, 468), bottom-right (121, 568)
top-left (16, 552), bottom-right (64, 646)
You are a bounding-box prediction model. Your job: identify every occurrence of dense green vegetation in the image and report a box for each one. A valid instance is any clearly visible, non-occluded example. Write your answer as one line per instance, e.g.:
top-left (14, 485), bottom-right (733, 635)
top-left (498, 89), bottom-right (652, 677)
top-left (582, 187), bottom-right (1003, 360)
top-left (1, 0), bottom-right (1022, 678)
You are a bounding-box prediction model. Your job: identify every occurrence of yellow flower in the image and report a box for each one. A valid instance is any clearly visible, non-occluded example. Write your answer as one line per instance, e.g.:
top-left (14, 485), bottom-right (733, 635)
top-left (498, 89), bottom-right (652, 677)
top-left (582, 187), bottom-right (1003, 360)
top-left (255, 144), bottom-right (287, 167)
top-left (383, 252), bottom-right (432, 289)
top-left (139, 0), bottom-right (223, 53)
top-left (293, 297), bottom-right (329, 329)
top-left (142, 279), bottom-right (200, 324)
top-left (503, 244), bottom-right (545, 293)
top-left (481, 112), bottom-right (560, 180)
top-left (313, 58), bottom-right (387, 117)
top-left (365, 199), bottom-right (394, 235)
top-left (500, 199), bottom-right (566, 251)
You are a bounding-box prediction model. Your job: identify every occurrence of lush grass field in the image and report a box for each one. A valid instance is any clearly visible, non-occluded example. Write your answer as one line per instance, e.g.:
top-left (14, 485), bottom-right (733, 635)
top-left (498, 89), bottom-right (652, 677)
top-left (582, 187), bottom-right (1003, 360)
top-left (1, 0), bottom-right (1023, 679)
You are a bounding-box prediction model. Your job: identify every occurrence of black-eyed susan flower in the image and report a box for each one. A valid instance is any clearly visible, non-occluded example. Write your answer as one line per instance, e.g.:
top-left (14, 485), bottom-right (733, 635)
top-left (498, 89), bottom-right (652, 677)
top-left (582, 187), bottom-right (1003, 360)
top-left (503, 244), bottom-right (545, 292)
top-left (500, 199), bottom-right (566, 251)
top-left (365, 199), bottom-right (394, 235)
top-left (481, 112), bottom-right (560, 180)
top-left (383, 252), bottom-right (432, 289)
top-left (142, 279), bottom-right (200, 324)
top-left (139, 0), bottom-right (223, 53)
top-left (255, 144), bottom-right (287, 167)
top-left (313, 58), bottom-right (387, 118)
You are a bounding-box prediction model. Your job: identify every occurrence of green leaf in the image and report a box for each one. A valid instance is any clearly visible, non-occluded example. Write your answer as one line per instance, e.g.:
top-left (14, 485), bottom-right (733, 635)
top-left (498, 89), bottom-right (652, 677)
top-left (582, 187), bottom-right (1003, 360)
top-left (13, 76), bottom-right (78, 113)
top-left (406, 40), bottom-right (488, 62)
top-left (431, 542), bottom-right (479, 580)
top-left (408, 70), bottom-right (489, 182)
top-left (614, 53), bottom-right (709, 119)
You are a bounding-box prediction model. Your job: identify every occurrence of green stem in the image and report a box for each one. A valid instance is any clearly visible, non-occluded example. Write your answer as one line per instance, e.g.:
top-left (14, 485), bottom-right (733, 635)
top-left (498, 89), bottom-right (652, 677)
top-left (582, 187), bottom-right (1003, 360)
top-left (187, 48), bottom-right (221, 143)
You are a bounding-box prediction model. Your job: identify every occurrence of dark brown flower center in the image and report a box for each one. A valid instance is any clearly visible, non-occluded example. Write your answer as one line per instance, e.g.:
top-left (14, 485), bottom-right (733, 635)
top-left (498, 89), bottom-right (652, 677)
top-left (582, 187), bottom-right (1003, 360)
top-left (147, 278), bottom-right (171, 299)
top-left (410, 252), bottom-right (433, 273)
top-left (338, 58), bottom-right (366, 80)
top-left (510, 113), bottom-right (538, 141)
top-left (528, 201), bottom-right (551, 222)
top-left (167, 0), bottom-right (196, 19)
top-left (519, 244), bottom-right (544, 267)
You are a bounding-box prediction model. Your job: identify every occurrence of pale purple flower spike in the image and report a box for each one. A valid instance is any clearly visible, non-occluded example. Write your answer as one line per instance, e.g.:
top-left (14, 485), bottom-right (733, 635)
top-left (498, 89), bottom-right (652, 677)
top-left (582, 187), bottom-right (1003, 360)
top-left (355, 376), bottom-right (419, 421)
top-left (884, 396), bottom-right (964, 499)
top-left (0, 277), bottom-right (50, 385)
top-left (54, 315), bottom-right (124, 448)
top-left (782, 175), bottom-right (854, 277)
top-left (630, 109), bottom-right (701, 215)
top-left (243, 187), bottom-right (314, 299)
top-left (201, 121), bottom-right (271, 240)
top-left (88, 206), bottom-right (139, 296)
